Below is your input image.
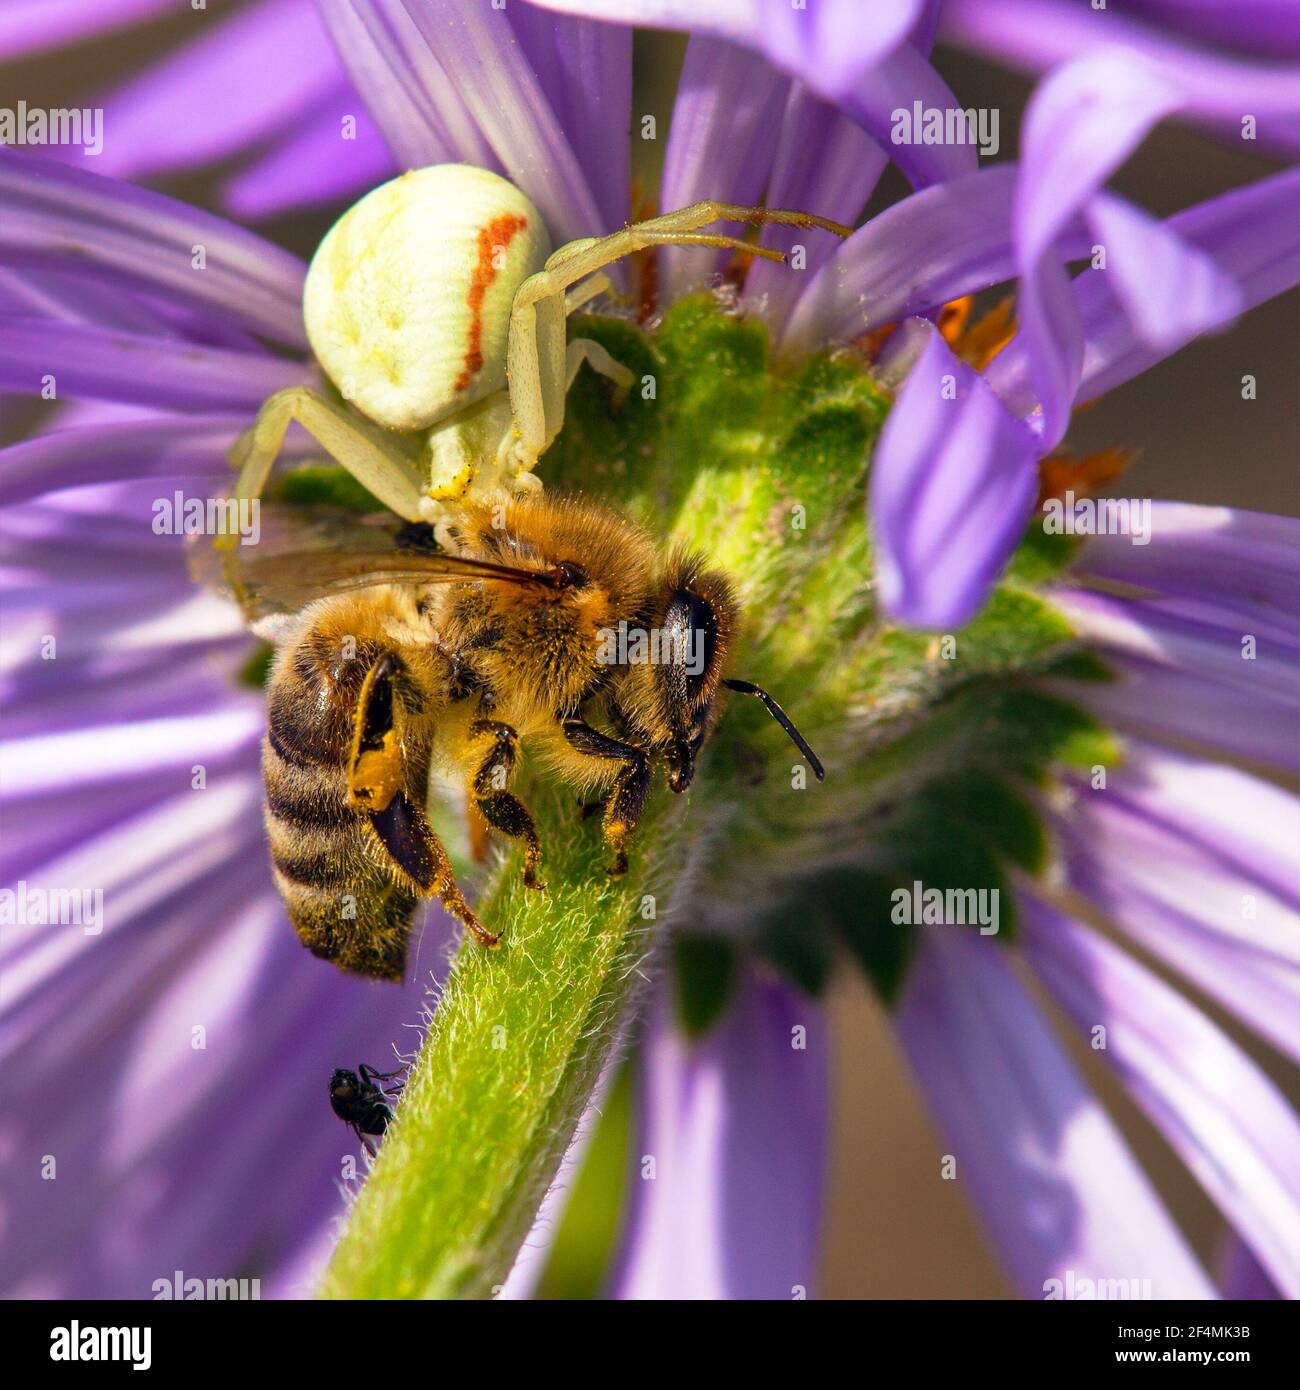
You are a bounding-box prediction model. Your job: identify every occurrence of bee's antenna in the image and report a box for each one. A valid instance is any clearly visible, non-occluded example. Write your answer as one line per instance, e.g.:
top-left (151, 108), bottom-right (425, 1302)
top-left (722, 678), bottom-right (825, 781)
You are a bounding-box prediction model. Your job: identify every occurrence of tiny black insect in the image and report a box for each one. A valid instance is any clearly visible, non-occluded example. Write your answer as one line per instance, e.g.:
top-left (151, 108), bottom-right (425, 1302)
top-left (329, 1062), bottom-right (404, 1156)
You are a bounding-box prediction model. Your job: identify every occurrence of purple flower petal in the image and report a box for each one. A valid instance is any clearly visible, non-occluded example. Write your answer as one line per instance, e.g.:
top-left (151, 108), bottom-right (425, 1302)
top-left (0, 476), bottom-right (454, 1296)
top-left (839, 39), bottom-right (981, 189)
top-left (0, 268), bottom-right (263, 354)
top-left (1014, 50), bottom-right (1182, 448)
top-left (0, 742), bottom-right (259, 895)
top-left (987, 162), bottom-right (1300, 419)
top-left (524, 0), bottom-right (922, 98)
top-left (315, 0), bottom-right (490, 170)
top-left (88, 0), bottom-right (342, 181)
top-left (2, 586), bottom-right (242, 674)
top-left (3, 874), bottom-right (446, 1296)
top-left (0, 265), bottom-right (175, 337)
top-left (1, 648), bottom-right (248, 741)
top-left (1055, 790), bottom-right (1300, 1065)
top-left (869, 325), bottom-right (1039, 629)
top-left (1075, 740), bottom-right (1300, 917)
top-left (510, 2), bottom-right (633, 231)
top-left (0, 444), bottom-right (467, 1300)
top-left (1074, 503), bottom-right (1300, 621)
top-left (527, 0), bottom-right (976, 188)
top-left (1219, 1235), bottom-right (1284, 1299)
top-left (1131, 0), bottom-right (1300, 62)
top-left (745, 86), bottom-right (886, 331)
top-left (1055, 589), bottom-right (1297, 706)
top-left (0, 415), bottom-right (269, 504)
top-left (0, 0), bottom-right (170, 59)
top-left (1079, 168), bottom-right (1300, 403)
top-left (221, 87), bottom-right (395, 220)
top-left (659, 36), bottom-right (787, 300)
top-left (1084, 193), bottom-right (1240, 353)
top-left (393, 0), bottom-right (614, 245)
top-left (785, 165), bottom-right (1085, 356)
top-left (1021, 894), bottom-right (1300, 1296)
top-left (2, 711), bottom-right (263, 803)
top-left (0, 319), bottom-right (309, 411)
top-left (943, 0), bottom-right (1300, 152)
top-left (1056, 656), bottom-right (1300, 774)
top-left (608, 970), bottom-right (828, 1299)
top-left (0, 153), bottom-right (309, 348)
top-left (895, 929), bottom-right (1216, 1298)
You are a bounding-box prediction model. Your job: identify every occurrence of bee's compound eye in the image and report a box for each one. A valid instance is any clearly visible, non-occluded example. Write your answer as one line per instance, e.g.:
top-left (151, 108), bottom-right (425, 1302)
top-left (303, 165), bottom-right (552, 433)
top-left (551, 562), bottom-right (588, 591)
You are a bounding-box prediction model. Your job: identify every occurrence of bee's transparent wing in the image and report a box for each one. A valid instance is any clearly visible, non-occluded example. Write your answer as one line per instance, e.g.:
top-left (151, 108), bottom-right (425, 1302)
top-left (186, 503), bottom-right (545, 622)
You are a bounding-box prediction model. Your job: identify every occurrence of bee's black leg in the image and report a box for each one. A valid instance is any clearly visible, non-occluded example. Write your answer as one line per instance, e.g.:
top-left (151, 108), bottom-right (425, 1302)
top-left (561, 720), bottom-right (649, 877)
top-left (469, 720), bottom-right (544, 890)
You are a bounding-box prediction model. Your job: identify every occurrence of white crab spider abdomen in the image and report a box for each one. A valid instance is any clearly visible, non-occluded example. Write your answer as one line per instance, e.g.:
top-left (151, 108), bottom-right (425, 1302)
top-left (303, 164), bottom-right (551, 434)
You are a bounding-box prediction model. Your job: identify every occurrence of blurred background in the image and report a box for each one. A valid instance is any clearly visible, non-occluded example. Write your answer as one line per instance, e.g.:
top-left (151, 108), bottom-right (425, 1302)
top-left (2, 3), bottom-right (1295, 1297)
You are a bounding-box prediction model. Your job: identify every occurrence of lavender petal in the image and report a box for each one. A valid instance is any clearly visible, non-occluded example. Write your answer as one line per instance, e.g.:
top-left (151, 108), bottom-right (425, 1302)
top-left (784, 165), bottom-right (1086, 356)
top-left (659, 36), bottom-right (787, 301)
top-left (1055, 589), bottom-right (1298, 706)
top-left (1056, 793), bottom-right (1300, 1065)
top-left (896, 929), bottom-right (1216, 1299)
top-left (510, 2), bottom-right (633, 230)
top-left (395, 0), bottom-right (612, 245)
top-left (523, 0), bottom-right (922, 98)
top-left (943, 0), bottom-right (1300, 152)
top-left (1074, 503), bottom-right (1300, 618)
top-left (0, 319), bottom-right (309, 411)
top-left (988, 166), bottom-right (1300, 417)
top-left (1022, 895), bottom-right (1300, 1296)
top-left (745, 86), bottom-right (886, 332)
top-left (869, 325), bottom-right (1039, 628)
top-left (221, 86), bottom-right (394, 220)
top-left (89, 0), bottom-right (342, 181)
top-left (0, 0), bottom-right (170, 59)
top-left (1055, 656), bottom-right (1299, 774)
top-left (0, 152), bottom-right (309, 348)
top-left (314, 0), bottom-right (487, 171)
top-left (608, 971), bottom-right (828, 1300)
top-left (0, 416), bottom-right (265, 504)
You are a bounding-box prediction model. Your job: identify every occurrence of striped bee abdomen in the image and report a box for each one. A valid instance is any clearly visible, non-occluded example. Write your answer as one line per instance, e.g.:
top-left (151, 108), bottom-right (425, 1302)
top-left (262, 608), bottom-right (440, 981)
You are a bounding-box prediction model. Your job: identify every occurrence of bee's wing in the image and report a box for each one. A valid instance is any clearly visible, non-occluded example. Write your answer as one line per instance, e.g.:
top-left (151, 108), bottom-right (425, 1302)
top-left (187, 503), bottom-right (546, 622)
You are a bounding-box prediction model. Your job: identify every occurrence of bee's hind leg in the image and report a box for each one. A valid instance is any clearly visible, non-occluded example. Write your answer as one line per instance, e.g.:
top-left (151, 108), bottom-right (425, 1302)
top-left (350, 657), bottom-right (502, 948)
top-left (367, 793), bottom-right (502, 948)
top-left (470, 720), bottom-right (545, 890)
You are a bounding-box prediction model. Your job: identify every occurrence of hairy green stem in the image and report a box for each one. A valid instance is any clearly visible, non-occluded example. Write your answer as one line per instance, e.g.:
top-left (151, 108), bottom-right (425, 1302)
top-left (321, 777), bottom-right (683, 1298)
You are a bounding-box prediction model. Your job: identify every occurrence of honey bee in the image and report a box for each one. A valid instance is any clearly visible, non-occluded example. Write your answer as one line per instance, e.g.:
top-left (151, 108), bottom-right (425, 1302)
top-left (206, 493), bottom-right (823, 981)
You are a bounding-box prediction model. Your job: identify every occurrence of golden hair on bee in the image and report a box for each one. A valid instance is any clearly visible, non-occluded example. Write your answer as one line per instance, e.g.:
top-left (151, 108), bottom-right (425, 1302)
top-left (226, 489), bottom-right (824, 980)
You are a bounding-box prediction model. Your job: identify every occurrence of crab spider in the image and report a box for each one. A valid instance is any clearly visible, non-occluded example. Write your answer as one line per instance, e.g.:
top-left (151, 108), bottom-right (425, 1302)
top-left (227, 164), bottom-right (851, 537)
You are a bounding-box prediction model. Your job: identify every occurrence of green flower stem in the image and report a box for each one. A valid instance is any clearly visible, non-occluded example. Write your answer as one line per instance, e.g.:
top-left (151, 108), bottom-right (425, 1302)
top-left (321, 776), bottom-right (684, 1299)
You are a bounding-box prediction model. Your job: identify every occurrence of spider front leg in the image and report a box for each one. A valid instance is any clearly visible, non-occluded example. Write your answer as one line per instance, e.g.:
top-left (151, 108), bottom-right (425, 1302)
top-left (503, 201), bottom-right (850, 467)
top-left (224, 386), bottom-right (427, 547)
